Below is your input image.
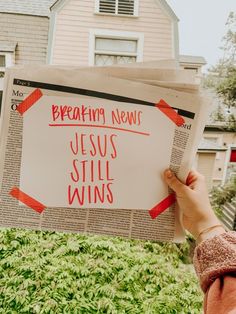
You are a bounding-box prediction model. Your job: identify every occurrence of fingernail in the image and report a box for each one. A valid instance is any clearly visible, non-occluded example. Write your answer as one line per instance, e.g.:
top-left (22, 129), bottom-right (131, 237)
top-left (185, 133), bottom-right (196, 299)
top-left (166, 169), bottom-right (173, 178)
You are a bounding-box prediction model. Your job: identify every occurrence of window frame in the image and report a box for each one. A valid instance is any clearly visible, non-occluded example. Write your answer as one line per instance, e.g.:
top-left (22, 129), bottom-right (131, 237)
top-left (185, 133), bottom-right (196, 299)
top-left (94, 0), bottom-right (139, 17)
top-left (184, 66), bottom-right (199, 74)
top-left (0, 52), bottom-right (14, 91)
top-left (0, 53), bottom-right (13, 71)
top-left (89, 29), bottom-right (144, 66)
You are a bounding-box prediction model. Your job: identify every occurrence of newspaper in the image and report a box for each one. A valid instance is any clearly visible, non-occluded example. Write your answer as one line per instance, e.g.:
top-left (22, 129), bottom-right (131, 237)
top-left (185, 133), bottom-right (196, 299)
top-left (0, 64), bottom-right (210, 242)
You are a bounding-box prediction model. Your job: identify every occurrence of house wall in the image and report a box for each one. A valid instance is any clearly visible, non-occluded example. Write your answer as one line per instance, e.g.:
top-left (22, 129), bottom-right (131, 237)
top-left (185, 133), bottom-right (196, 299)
top-left (50, 0), bottom-right (174, 66)
top-left (203, 131), bottom-right (236, 186)
top-left (0, 13), bottom-right (49, 65)
top-left (179, 64), bottom-right (202, 84)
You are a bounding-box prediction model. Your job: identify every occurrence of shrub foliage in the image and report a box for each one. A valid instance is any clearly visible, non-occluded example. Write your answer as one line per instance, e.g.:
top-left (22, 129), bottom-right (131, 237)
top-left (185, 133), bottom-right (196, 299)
top-left (0, 229), bottom-right (202, 313)
top-left (211, 176), bottom-right (236, 216)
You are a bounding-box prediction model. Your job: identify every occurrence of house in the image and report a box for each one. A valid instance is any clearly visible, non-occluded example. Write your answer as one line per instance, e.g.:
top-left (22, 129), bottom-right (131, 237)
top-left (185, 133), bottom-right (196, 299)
top-left (195, 89), bottom-right (236, 189)
top-left (3, 0), bottom-right (226, 189)
top-left (0, 0), bottom-right (55, 106)
top-left (48, 0), bottom-right (179, 66)
top-left (179, 55), bottom-right (206, 84)
top-left (179, 55), bottom-right (206, 74)
top-left (0, 0), bottom-right (206, 99)
top-left (0, 0), bottom-right (207, 108)
top-left (47, 0), bottom-right (206, 71)
top-left (201, 124), bottom-right (236, 187)
top-left (194, 138), bottom-right (227, 190)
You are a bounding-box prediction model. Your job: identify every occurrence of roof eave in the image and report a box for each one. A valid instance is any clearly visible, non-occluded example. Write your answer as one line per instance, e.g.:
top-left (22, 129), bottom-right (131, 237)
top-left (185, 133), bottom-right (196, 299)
top-left (0, 10), bottom-right (49, 17)
top-left (157, 0), bottom-right (179, 22)
top-left (50, 0), bottom-right (179, 20)
top-left (204, 125), bottom-right (235, 132)
top-left (181, 61), bottom-right (207, 66)
top-left (198, 148), bottom-right (227, 152)
top-left (50, 0), bottom-right (64, 11)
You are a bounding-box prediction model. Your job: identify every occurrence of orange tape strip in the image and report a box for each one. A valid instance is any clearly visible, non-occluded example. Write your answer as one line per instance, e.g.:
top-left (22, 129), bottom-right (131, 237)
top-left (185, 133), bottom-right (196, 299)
top-left (156, 99), bottom-right (185, 126)
top-left (10, 187), bottom-right (45, 214)
top-left (17, 88), bottom-right (43, 115)
top-left (149, 193), bottom-right (176, 219)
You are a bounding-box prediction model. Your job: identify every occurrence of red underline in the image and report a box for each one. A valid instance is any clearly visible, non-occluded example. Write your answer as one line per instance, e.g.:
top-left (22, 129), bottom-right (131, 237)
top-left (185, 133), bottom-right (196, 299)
top-left (49, 123), bottom-right (150, 136)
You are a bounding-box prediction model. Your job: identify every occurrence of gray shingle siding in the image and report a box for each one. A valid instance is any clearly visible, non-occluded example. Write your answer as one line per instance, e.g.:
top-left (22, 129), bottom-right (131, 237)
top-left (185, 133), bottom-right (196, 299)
top-left (0, 13), bottom-right (50, 64)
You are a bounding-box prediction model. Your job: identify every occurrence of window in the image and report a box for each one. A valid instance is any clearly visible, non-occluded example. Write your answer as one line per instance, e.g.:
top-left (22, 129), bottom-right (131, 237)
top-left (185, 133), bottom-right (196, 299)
top-left (95, 37), bottom-right (137, 65)
top-left (184, 67), bottom-right (198, 73)
top-left (95, 0), bottom-right (139, 16)
top-left (0, 52), bottom-right (14, 115)
top-left (0, 43), bottom-right (16, 114)
top-left (0, 55), bottom-right (6, 78)
top-left (0, 55), bottom-right (6, 115)
top-left (0, 55), bottom-right (5, 66)
top-left (89, 29), bottom-right (144, 66)
top-left (0, 52), bottom-right (14, 79)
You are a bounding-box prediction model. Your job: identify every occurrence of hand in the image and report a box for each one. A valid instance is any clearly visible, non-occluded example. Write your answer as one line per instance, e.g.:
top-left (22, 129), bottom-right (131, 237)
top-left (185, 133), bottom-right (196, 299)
top-left (164, 169), bottom-right (225, 241)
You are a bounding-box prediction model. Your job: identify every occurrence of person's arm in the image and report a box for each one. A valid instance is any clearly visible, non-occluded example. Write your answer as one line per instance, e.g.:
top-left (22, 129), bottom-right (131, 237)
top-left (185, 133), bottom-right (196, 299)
top-left (164, 169), bottom-right (236, 314)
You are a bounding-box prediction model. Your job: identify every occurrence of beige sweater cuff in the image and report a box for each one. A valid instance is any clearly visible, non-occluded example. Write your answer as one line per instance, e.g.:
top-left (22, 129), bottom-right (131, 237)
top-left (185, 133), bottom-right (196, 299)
top-left (193, 231), bottom-right (236, 293)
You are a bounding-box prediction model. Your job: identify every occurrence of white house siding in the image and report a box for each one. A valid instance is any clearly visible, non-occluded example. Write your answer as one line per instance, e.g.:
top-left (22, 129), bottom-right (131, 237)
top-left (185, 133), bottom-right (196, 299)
top-left (0, 13), bottom-right (49, 64)
top-left (50, 0), bottom-right (173, 66)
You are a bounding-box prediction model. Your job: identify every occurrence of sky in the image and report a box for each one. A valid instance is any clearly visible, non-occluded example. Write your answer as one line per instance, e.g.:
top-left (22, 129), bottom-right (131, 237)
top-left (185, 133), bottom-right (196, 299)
top-left (166, 0), bottom-right (236, 71)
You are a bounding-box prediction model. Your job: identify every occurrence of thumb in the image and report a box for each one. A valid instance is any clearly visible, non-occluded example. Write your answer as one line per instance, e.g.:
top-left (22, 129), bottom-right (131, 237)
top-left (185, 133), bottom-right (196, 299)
top-left (164, 169), bottom-right (186, 194)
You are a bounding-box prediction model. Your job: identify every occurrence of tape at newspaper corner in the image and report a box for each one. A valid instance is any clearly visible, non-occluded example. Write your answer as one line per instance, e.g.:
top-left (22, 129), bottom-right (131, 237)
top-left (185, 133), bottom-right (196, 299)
top-left (156, 99), bottom-right (185, 127)
top-left (17, 88), bottom-right (43, 115)
top-left (10, 187), bottom-right (46, 214)
top-left (149, 193), bottom-right (176, 219)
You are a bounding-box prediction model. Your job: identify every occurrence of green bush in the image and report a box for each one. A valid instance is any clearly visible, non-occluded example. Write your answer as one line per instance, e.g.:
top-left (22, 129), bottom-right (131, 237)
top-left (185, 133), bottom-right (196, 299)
top-left (0, 229), bottom-right (203, 314)
top-left (211, 176), bottom-right (236, 217)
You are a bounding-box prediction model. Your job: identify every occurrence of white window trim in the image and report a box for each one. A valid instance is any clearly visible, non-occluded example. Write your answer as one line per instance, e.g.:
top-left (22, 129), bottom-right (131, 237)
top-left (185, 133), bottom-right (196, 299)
top-left (0, 52), bottom-right (14, 72)
top-left (0, 52), bottom-right (14, 91)
top-left (89, 29), bottom-right (144, 66)
top-left (94, 0), bottom-right (139, 17)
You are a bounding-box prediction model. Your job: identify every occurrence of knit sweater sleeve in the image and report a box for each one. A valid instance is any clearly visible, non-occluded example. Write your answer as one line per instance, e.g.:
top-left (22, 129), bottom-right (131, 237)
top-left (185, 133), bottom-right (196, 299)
top-left (193, 231), bottom-right (236, 293)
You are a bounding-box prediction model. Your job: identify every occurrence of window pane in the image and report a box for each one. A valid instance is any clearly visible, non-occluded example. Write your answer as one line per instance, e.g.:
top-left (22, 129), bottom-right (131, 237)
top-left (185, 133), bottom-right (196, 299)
top-left (95, 54), bottom-right (116, 66)
top-left (95, 54), bottom-right (136, 66)
top-left (116, 55), bottom-right (136, 64)
top-left (0, 55), bottom-right (5, 67)
top-left (95, 38), bottom-right (137, 53)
